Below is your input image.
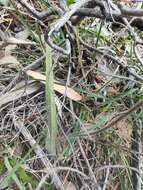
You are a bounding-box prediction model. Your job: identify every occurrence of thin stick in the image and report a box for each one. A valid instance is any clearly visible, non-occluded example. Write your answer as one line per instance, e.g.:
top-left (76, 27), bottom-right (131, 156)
top-left (85, 100), bottom-right (143, 135)
top-left (14, 119), bottom-right (64, 190)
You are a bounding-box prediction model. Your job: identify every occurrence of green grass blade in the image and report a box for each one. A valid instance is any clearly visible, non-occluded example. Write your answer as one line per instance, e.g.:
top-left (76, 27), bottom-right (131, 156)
top-left (95, 20), bottom-right (103, 48)
top-left (4, 157), bottom-right (26, 190)
top-left (45, 44), bottom-right (57, 155)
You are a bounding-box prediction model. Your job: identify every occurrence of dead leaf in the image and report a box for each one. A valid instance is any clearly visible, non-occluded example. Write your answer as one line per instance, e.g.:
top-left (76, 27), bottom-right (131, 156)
top-left (114, 119), bottom-right (132, 148)
top-left (6, 37), bottom-right (36, 45)
top-left (26, 70), bottom-right (82, 101)
top-left (104, 85), bottom-right (119, 96)
top-left (5, 44), bottom-right (17, 56)
top-left (0, 43), bottom-right (20, 67)
top-left (64, 181), bottom-right (76, 190)
top-left (15, 30), bottom-right (29, 40)
top-left (26, 70), bottom-right (46, 81)
top-left (54, 83), bottom-right (82, 101)
top-left (0, 82), bottom-right (39, 108)
top-left (0, 55), bottom-right (20, 67)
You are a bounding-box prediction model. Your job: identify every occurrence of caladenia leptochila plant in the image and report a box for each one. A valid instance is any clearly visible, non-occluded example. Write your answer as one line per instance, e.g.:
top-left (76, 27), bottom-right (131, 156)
top-left (45, 44), bottom-right (57, 155)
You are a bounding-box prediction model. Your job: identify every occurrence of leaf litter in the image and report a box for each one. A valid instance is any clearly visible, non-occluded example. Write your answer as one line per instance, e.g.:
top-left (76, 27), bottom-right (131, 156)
top-left (0, 1), bottom-right (143, 189)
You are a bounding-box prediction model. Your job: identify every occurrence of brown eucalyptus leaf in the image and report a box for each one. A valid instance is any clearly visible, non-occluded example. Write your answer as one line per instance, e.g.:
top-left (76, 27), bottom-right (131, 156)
top-left (26, 70), bottom-right (82, 101)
